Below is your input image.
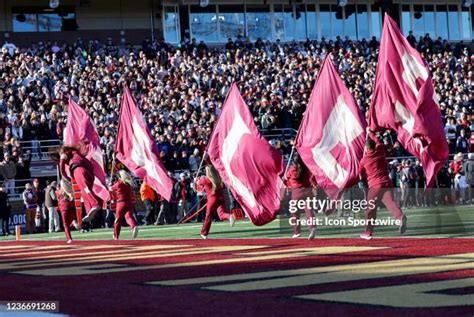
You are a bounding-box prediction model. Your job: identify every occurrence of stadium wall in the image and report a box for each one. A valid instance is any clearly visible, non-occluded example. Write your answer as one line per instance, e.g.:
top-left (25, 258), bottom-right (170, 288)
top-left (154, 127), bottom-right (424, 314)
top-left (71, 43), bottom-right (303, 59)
top-left (0, 0), bottom-right (162, 45)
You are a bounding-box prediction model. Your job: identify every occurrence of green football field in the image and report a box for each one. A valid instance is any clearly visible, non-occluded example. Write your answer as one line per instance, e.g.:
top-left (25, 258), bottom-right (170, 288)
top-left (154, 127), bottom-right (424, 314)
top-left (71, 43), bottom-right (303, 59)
top-left (2, 204), bottom-right (473, 241)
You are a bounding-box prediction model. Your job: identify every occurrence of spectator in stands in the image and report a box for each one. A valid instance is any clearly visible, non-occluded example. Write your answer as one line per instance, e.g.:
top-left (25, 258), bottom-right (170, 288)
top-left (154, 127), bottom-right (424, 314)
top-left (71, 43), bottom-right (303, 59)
top-left (0, 183), bottom-right (11, 236)
top-left (22, 183), bottom-right (37, 234)
top-left (188, 148), bottom-right (201, 171)
top-left (157, 171), bottom-right (177, 224)
top-left (406, 31), bottom-right (417, 47)
top-left (15, 155), bottom-right (31, 190)
top-left (177, 173), bottom-right (192, 221)
top-left (415, 160), bottom-right (426, 206)
top-left (463, 153), bottom-right (474, 203)
top-left (456, 129), bottom-right (469, 153)
top-left (400, 160), bottom-right (417, 208)
top-left (3, 132), bottom-right (12, 156)
top-left (454, 171), bottom-right (468, 203)
top-left (437, 163), bottom-right (454, 204)
top-left (450, 153), bottom-right (464, 178)
top-left (1, 154), bottom-right (16, 194)
top-left (33, 178), bottom-right (46, 231)
top-left (0, 33), bottom-right (471, 207)
top-left (140, 181), bottom-right (157, 226)
top-left (44, 180), bottom-right (60, 233)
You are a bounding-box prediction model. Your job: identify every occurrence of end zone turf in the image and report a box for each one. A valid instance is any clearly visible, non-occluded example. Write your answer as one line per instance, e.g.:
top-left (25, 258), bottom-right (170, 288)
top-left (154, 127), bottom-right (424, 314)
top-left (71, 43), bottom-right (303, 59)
top-left (1, 238), bottom-right (474, 316)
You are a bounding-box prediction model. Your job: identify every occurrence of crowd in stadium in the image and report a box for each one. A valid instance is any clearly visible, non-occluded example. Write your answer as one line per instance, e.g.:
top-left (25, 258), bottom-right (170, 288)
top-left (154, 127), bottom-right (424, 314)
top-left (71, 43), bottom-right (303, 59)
top-left (0, 32), bottom-right (473, 235)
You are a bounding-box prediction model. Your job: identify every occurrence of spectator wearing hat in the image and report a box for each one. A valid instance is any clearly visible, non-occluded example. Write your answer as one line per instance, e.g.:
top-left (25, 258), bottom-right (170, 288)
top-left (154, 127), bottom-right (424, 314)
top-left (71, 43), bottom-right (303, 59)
top-left (22, 183), bottom-right (38, 234)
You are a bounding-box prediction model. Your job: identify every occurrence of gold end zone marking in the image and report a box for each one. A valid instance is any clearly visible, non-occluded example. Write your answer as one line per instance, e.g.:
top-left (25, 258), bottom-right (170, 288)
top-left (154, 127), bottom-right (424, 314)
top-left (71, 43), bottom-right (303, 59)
top-left (0, 245), bottom-right (31, 250)
top-left (297, 277), bottom-right (474, 308)
top-left (0, 244), bottom-right (137, 254)
top-left (204, 253), bottom-right (474, 292)
top-left (11, 245), bottom-right (268, 274)
top-left (16, 246), bottom-right (389, 277)
top-left (0, 245), bottom-right (82, 254)
top-left (152, 247), bottom-right (389, 286)
top-left (0, 245), bottom-right (209, 270)
top-left (0, 244), bottom-right (129, 258)
top-left (0, 244), bottom-right (189, 262)
top-left (237, 246), bottom-right (384, 256)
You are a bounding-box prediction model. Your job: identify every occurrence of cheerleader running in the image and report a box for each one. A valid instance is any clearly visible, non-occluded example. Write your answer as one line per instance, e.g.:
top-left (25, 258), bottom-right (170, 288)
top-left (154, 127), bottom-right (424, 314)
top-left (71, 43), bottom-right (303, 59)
top-left (56, 180), bottom-right (76, 244)
top-left (111, 170), bottom-right (139, 240)
top-left (60, 146), bottom-right (102, 223)
top-left (197, 165), bottom-right (235, 239)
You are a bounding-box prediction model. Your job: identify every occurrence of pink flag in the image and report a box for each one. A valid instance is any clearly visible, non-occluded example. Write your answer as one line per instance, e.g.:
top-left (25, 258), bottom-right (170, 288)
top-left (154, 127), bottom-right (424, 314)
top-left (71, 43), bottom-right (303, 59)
top-left (207, 83), bottom-right (284, 226)
top-left (63, 98), bottom-right (110, 201)
top-left (116, 86), bottom-right (174, 201)
top-left (370, 14), bottom-right (449, 187)
top-left (295, 55), bottom-right (366, 196)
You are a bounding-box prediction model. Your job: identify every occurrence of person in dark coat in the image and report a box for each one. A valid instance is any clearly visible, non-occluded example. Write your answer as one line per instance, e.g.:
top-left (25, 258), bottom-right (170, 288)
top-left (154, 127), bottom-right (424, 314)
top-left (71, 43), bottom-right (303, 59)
top-left (0, 183), bottom-right (11, 236)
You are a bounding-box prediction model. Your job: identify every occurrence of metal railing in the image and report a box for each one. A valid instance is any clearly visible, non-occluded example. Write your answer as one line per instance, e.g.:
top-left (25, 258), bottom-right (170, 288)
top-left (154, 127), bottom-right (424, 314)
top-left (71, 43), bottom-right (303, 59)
top-left (5, 178), bottom-right (39, 200)
top-left (260, 128), bottom-right (298, 140)
top-left (18, 139), bottom-right (62, 161)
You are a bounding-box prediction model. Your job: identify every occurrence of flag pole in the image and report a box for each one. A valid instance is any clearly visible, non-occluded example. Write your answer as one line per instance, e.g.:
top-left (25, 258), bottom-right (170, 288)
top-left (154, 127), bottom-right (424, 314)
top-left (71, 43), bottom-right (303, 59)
top-left (283, 145), bottom-right (296, 178)
top-left (178, 203), bottom-right (207, 225)
top-left (177, 196), bottom-right (205, 224)
top-left (110, 153), bottom-right (117, 178)
top-left (194, 153), bottom-right (206, 178)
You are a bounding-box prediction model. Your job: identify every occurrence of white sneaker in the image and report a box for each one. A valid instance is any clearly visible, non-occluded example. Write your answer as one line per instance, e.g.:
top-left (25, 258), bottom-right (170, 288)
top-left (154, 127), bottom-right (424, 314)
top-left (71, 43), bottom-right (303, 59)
top-left (113, 234), bottom-right (118, 241)
top-left (66, 239), bottom-right (73, 244)
top-left (229, 215), bottom-right (235, 227)
top-left (292, 233), bottom-right (301, 238)
top-left (72, 220), bottom-right (79, 230)
top-left (200, 234), bottom-right (208, 240)
top-left (360, 233), bottom-right (373, 240)
top-left (308, 228), bottom-right (316, 240)
top-left (132, 227), bottom-right (139, 239)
